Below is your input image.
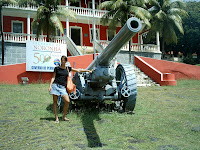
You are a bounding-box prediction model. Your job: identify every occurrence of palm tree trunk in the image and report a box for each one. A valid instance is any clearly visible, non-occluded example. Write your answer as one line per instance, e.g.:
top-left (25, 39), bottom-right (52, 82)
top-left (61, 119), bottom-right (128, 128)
top-left (0, 6), bottom-right (5, 65)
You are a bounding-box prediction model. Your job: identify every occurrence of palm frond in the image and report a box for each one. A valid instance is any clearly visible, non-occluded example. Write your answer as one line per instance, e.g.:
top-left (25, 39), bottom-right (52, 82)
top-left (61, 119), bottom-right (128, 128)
top-left (171, 0), bottom-right (187, 9)
top-left (111, 0), bottom-right (126, 10)
top-left (98, 1), bottom-right (114, 10)
top-left (101, 9), bottom-right (116, 25)
top-left (169, 16), bottom-right (184, 35)
top-left (50, 14), bottom-right (64, 34)
top-left (55, 7), bottom-right (77, 20)
top-left (163, 23), bottom-right (177, 44)
top-left (149, 0), bottom-right (160, 8)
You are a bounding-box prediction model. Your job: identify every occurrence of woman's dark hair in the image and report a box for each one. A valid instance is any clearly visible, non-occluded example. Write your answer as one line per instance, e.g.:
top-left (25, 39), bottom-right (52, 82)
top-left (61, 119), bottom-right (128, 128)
top-left (61, 55), bottom-right (67, 62)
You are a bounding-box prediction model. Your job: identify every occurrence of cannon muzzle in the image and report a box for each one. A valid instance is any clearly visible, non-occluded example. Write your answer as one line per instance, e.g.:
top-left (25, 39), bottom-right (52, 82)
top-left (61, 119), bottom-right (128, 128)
top-left (87, 17), bottom-right (142, 70)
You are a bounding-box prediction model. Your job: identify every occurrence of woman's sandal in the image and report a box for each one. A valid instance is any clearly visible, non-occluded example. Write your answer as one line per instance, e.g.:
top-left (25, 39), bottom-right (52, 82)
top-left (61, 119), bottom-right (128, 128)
top-left (55, 120), bottom-right (59, 123)
top-left (62, 117), bottom-right (69, 121)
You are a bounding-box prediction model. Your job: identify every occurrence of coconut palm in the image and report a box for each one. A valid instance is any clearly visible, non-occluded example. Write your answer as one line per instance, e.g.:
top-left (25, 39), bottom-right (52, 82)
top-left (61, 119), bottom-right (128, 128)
top-left (0, 0), bottom-right (17, 65)
top-left (147, 0), bottom-right (188, 57)
top-left (32, 0), bottom-right (77, 42)
top-left (99, 0), bottom-right (152, 63)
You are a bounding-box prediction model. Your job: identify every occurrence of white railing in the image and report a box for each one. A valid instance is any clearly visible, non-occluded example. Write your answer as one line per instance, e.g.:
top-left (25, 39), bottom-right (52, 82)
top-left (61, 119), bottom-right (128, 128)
top-left (4, 4), bottom-right (39, 10)
top-left (0, 32), bottom-right (160, 52)
top-left (4, 4), bottom-right (108, 18)
top-left (66, 37), bottom-right (82, 56)
top-left (99, 40), bottom-right (160, 52)
top-left (68, 6), bottom-right (108, 18)
top-left (1, 32), bottom-right (66, 44)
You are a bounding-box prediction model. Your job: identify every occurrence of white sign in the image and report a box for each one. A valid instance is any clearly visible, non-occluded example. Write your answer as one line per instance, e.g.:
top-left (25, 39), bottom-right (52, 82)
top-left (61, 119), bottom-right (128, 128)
top-left (26, 41), bottom-right (67, 72)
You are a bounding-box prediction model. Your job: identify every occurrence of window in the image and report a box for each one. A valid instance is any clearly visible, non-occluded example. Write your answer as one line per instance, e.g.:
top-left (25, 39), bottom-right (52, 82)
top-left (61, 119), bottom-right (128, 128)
top-left (64, 29), bottom-right (67, 36)
top-left (69, 0), bottom-right (81, 7)
top-left (107, 29), bottom-right (115, 41)
top-left (51, 28), bottom-right (61, 36)
top-left (32, 28), bottom-right (37, 34)
top-left (88, 1), bottom-right (98, 9)
top-left (12, 21), bottom-right (23, 33)
top-left (32, 24), bottom-right (38, 34)
top-left (90, 28), bottom-right (100, 42)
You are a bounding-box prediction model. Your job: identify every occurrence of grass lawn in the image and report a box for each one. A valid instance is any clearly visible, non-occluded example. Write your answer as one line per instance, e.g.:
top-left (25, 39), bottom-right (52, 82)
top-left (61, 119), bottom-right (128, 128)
top-left (0, 80), bottom-right (200, 150)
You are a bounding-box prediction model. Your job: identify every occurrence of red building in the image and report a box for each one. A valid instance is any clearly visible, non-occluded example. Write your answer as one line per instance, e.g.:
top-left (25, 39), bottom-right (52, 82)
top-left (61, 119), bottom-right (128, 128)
top-left (1, 0), bottom-right (160, 57)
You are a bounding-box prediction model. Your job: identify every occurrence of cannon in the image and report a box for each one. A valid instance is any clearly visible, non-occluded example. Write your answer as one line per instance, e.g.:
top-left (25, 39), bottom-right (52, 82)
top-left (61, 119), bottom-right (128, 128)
top-left (69, 17), bottom-right (142, 111)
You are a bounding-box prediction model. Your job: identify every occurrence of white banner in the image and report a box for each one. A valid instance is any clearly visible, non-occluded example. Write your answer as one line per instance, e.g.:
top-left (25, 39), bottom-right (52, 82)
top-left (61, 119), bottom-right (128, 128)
top-left (26, 41), bottom-right (67, 72)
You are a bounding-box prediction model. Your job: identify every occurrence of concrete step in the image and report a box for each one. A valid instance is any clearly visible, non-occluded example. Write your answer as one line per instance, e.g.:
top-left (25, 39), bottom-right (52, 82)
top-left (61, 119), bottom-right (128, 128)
top-left (132, 64), bottom-right (160, 87)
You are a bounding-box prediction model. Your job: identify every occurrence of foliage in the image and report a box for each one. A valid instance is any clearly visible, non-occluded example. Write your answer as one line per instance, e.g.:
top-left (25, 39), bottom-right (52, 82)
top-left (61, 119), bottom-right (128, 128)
top-left (182, 55), bottom-right (200, 65)
top-left (16, 0), bottom-right (38, 6)
top-left (166, 1), bottom-right (200, 59)
top-left (31, 0), bottom-right (76, 42)
top-left (99, 0), bottom-right (152, 29)
top-left (146, 0), bottom-right (188, 54)
top-left (99, 0), bottom-right (152, 63)
top-left (0, 80), bottom-right (200, 149)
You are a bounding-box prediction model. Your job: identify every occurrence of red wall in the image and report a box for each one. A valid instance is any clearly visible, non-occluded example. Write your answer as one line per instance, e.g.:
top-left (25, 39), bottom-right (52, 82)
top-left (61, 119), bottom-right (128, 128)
top-left (3, 16), bottom-right (27, 33)
top-left (134, 56), bottom-right (177, 86)
top-left (3, 15), bottom-right (139, 47)
top-left (0, 54), bottom-right (95, 85)
top-left (139, 56), bottom-right (200, 80)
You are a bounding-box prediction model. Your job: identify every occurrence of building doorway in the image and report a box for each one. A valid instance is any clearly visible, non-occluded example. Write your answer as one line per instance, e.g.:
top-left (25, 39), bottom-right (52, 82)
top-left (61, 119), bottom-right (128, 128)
top-left (70, 27), bottom-right (82, 46)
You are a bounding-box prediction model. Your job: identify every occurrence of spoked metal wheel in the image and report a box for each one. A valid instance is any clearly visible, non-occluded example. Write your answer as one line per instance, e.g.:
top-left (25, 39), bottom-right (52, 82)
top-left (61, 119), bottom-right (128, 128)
top-left (116, 64), bottom-right (137, 112)
top-left (69, 89), bottom-right (80, 100)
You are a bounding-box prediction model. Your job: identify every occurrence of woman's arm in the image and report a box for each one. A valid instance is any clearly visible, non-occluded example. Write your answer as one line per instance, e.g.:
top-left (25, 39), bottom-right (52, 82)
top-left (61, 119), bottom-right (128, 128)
top-left (71, 68), bottom-right (92, 73)
top-left (48, 72), bottom-right (56, 92)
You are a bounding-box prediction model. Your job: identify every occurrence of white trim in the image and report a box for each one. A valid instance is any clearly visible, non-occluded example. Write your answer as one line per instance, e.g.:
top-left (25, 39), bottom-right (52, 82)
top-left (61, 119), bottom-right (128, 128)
top-left (135, 56), bottom-right (163, 81)
top-left (70, 26), bottom-right (83, 46)
top-left (90, 28), bottom-right (100, 43)
top-left (12, 20), bottom-right (24, 33)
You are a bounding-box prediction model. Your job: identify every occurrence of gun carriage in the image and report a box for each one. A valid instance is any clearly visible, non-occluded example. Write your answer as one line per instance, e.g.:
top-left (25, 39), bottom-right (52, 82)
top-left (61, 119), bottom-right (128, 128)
top-left (69, 17), bottom-right (142, 111)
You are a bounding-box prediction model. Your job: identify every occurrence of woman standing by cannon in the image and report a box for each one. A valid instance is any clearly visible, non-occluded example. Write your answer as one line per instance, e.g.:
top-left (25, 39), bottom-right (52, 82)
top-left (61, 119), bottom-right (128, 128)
top-left (48, 55), bottom-right (92, 123)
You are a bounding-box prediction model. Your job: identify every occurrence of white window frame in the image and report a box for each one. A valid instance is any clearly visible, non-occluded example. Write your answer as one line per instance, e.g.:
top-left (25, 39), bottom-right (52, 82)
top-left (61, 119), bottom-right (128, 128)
top-left (90, 28), bottom-right (100, 43)
top-left (69, 0), bottom-right (81, 7)
top-left (107, 29), bottom-right (116, 41)
top-left (12, 20), bottom-right (23, 33)
top-left (70, 26), bottom-right (83, 46)
top-left (88, 1), bottom-right (98, 9)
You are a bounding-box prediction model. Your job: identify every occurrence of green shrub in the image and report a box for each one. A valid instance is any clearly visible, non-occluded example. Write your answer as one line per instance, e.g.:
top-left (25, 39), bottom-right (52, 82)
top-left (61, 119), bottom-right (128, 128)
top-left (183, 55), bottom-right (199, 65)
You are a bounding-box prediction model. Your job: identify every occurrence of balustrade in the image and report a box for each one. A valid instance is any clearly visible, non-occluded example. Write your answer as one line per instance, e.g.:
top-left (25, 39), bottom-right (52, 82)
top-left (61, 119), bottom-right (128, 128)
top-left (99, 41), bottom-right (159, 52)
top-left (4, 4), bottom-right (108, 18)
top-left (1, 32), bottom-right (159, 52)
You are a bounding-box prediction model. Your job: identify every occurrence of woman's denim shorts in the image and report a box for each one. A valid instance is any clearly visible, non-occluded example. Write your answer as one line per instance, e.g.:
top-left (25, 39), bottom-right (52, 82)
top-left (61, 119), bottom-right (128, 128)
top-left (50, 83), bottom-right (68, 97)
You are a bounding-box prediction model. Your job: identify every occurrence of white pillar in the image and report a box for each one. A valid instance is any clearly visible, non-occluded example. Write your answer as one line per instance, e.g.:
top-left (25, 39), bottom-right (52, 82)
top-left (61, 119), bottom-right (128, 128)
top-left (27, 13), bottom-right (30, 40)
top-left (156, 31), bottom-right (160, 51)
top-left (92, 0), bottom-right (96, 58)
top-left (140, 35), bottom-right (143, 51)
top-left (66, 0), bottom-right (69, 37)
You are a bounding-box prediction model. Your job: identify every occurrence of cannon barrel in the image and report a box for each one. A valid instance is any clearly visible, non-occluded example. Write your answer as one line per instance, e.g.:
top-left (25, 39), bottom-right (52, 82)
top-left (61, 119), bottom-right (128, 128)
top-left (87, 17), bottom-right (142, 70)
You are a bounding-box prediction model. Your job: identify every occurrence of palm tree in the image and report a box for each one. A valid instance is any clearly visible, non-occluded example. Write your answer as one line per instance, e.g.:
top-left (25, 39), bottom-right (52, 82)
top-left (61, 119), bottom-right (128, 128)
top-left (0, 0), bottom-right (17, 65)
top-left (99, 0), bottom-right (152, 63)
top-left (32, 0), bottom-right (76, 42)
top-left (147, 0), bottom-right (188, 57)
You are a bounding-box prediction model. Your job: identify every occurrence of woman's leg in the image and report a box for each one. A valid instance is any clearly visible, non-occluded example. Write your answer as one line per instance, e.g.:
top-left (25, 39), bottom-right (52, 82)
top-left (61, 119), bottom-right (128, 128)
top-left (53, 95), bottom-right (59, 122)
top-left (62, 94), bottom-right (70, 121)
